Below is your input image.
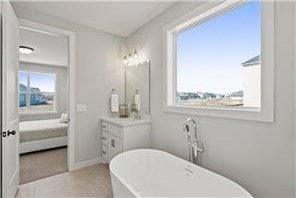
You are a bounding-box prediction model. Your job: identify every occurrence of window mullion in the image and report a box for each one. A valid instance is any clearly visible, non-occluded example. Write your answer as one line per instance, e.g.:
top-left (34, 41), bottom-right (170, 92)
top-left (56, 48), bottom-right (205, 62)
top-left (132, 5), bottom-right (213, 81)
top-left (172, 32), bottom-right (177, 106)
top-left (27, 72), bottom-right (30, 109)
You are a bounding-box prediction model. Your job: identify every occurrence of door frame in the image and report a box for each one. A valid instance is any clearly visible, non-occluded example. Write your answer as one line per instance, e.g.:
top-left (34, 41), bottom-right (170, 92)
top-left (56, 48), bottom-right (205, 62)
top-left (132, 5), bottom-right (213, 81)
top-left (0, 3), bottom-right (3, 197)
top-left (294, 2), bottom-right (296, 197)
top-left (18, 18), bottom-right (76, 170)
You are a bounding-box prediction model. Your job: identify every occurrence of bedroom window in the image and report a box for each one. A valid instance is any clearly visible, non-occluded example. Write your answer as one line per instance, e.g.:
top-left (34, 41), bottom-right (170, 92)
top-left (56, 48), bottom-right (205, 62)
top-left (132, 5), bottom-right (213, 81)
top-left (163, 0), bottom-right (274, 122)
top-left (18, 71), bottom-right (57, 114)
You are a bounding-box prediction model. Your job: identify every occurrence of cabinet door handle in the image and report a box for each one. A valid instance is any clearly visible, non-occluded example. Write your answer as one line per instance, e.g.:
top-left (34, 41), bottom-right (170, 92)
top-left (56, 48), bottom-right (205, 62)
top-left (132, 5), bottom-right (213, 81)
top-left (111, 139), bottom-right (115, 147)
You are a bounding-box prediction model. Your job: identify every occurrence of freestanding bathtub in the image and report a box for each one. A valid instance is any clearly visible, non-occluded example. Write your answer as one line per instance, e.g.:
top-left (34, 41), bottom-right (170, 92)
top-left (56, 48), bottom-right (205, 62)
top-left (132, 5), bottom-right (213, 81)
top-left (110, 149), bottom-right (252, 197)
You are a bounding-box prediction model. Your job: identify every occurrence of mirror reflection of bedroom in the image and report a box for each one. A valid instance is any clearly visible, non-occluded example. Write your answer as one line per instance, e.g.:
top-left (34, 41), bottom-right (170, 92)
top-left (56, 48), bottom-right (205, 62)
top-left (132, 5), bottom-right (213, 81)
top-left (18, 27), bottom-right (69, 184)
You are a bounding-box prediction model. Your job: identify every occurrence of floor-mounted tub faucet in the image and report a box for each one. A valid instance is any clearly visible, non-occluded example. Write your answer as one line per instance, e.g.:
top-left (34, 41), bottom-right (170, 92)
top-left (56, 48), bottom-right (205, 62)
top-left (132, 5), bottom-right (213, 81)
top-left (183, 118), bottom-right (204, 165)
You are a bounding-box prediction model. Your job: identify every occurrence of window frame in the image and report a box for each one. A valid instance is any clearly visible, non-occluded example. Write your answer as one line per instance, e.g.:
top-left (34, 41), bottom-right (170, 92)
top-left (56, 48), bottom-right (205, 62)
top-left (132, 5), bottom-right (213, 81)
top-left (18, 70), bottom-right (58, 115)
top-left (163, 0), bottom-right (274, 122)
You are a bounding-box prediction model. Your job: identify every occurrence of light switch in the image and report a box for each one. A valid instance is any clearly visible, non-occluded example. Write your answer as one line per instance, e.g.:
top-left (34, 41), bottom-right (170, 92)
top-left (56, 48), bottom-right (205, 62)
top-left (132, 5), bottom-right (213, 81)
top-left (76, 104), bottom-right (87, 112)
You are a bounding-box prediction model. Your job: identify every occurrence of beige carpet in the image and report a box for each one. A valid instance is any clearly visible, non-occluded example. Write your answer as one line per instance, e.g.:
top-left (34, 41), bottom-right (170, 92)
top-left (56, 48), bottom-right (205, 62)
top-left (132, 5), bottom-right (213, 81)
top-left (20, 147), bottom-right (68, 184)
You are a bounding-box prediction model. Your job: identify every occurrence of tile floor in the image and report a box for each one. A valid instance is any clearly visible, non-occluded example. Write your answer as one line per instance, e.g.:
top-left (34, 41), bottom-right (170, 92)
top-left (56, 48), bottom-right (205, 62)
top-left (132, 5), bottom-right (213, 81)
top-left (16, 164), bottom-right (113, 198)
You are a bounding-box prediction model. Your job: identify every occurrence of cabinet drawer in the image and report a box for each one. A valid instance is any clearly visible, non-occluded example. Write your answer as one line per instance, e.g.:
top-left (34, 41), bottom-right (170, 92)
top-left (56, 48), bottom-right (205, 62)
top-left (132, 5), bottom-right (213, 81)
top-left (102, 145), bottom-right (108, 162)
top-left (108, 134), bottom-right (123, 161)
top-left (102, 131), bottom-right (108, 146)
top-left (109, 124), bottom-right (123, 137)
top-left (101, 122), bottom-right (108, 131)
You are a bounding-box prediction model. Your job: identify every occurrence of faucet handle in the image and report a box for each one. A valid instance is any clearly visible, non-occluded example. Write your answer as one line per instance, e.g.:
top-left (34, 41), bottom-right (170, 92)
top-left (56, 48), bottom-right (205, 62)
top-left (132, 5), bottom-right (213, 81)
top-left (183, 124), bottom-right (190, 132)
top-left (185, 124), bottom-right (189, 132)
top-left (196, 143), bottom-right (204, 153)
top-left (193, 142), bottom-right (204, 153)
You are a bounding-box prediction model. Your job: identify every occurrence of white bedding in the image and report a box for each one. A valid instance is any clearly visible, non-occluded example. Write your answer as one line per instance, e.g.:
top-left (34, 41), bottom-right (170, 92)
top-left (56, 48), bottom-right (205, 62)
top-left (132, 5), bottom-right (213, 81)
top-left (20, 119), bottom-right (68, 143)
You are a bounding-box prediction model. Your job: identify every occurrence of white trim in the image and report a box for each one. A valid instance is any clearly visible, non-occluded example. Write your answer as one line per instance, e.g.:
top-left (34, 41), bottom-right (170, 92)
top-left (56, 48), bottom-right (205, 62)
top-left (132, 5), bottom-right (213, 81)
top-left (70, 157), bottom-right (102, 171)
top-left (8, 169), bottom-right (19, 198)
top-left (163, 0), bottom-right (274, 122)
top-left (294, 3), bottom-right (296, 197)
top-left (20, 60), bottom-right (68, 68)
top-left (18, 18), bottom-right (76, 171)
top-left (18, 111), bottom-right (58, 116)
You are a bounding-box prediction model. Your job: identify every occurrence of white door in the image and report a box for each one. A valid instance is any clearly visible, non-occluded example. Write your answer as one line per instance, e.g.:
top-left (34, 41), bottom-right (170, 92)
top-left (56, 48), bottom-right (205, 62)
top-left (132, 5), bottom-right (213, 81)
top-left (2, 1), bottom-right (19, 198)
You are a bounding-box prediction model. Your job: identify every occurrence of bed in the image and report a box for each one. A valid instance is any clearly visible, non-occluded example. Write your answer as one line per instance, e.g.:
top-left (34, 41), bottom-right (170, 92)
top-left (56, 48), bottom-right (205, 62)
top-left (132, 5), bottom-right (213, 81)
top-left (19, 119), bottom-right (68, 154)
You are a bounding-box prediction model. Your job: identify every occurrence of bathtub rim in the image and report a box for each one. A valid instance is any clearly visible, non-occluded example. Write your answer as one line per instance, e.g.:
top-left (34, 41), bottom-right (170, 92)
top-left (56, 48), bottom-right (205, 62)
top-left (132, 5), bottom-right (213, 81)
top-left (109, 149), bottom-right (252, 197)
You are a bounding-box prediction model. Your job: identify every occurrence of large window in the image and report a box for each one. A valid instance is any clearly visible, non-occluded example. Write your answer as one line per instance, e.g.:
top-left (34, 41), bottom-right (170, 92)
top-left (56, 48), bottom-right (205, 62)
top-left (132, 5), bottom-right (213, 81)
top-left (18, 71), bottom-right (56, 113)
top-left (164, 1), bottom-right (274, 121)
top-left (176, 1), bottom-right (260, 108)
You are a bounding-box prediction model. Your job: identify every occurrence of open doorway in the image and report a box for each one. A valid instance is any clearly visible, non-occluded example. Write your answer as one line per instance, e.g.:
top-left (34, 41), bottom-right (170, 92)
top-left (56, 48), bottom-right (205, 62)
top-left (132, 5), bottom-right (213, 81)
top-left (18, 26), bottom-right (69, 184)
top-left (15, 19), bottom-right (76, 185)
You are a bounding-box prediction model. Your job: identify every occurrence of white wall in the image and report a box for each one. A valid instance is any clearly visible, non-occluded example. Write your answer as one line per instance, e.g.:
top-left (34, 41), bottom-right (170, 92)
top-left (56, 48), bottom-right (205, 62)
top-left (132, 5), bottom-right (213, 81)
top-left (243, 64), bottom-right (261, 108)
top-left (126, 2), bottom-right (295, 197)
top-left (12, 5), bottom-right (125, 164)
top-left (19, 62), bottom-right (68, 122)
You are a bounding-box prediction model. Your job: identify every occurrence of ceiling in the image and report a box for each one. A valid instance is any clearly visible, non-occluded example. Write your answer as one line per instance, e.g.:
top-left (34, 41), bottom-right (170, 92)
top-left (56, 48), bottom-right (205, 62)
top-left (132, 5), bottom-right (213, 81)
top-left (20, 27), bottom-right (68, 67)
top-left (12, 1), bottom-right (175, 37)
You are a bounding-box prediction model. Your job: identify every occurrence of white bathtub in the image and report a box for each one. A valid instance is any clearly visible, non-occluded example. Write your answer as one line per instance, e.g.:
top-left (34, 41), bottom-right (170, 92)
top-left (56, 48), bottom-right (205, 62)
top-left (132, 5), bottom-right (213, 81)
top-left (110, 149), bottom-right (252, 197)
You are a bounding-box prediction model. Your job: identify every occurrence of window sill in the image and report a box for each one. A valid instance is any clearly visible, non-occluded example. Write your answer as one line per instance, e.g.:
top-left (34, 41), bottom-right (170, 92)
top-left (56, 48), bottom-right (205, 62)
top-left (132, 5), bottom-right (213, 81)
top-left (19, 111), bottom-right (58, 116)
top-left (163, 105), bottom-right (273, 122)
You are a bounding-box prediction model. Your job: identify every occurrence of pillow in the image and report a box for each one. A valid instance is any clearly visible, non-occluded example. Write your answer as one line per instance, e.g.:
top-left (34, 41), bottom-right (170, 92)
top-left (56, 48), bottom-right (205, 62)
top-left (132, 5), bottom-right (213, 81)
top-left (59, 113), bottom-right (68, 123)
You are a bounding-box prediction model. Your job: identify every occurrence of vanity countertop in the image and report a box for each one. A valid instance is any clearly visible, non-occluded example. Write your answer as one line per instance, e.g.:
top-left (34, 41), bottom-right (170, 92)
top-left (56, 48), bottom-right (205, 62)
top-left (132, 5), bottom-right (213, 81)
top-left (101, 117), bottom-right (150, 127)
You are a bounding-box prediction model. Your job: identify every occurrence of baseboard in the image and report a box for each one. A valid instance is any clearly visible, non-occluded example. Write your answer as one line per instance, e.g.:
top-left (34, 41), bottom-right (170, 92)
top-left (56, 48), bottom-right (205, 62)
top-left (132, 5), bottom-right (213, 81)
top-left (9, 168), bottom-right (19, 198)
top-left (69, 157), bottom-right (102, 171)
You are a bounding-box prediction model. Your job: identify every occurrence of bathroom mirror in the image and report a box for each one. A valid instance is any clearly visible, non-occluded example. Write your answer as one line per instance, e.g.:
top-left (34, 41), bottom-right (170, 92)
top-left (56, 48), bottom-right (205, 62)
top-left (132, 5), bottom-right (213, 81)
top-left (125, 61), bottom-right (150, 115)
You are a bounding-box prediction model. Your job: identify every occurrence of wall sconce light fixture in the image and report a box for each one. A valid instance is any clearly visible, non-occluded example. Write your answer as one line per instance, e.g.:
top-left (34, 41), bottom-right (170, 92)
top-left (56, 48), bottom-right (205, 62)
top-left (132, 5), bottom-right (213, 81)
top-left (123, 49), bottom-right (140, 66)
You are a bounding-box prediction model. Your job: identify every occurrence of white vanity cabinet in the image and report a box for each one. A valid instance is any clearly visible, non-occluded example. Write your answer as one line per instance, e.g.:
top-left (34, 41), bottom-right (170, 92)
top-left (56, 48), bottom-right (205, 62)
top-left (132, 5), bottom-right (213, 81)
top-left (100, 117), bottom-right (151, 163)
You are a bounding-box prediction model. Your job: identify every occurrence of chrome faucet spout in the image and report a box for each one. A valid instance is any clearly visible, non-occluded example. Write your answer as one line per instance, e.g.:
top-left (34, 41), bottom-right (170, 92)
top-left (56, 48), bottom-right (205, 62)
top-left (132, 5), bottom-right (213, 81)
top-left (184, 118), bottom-right (198, 138)
top-left (183, 118), bottom-right (204, 165)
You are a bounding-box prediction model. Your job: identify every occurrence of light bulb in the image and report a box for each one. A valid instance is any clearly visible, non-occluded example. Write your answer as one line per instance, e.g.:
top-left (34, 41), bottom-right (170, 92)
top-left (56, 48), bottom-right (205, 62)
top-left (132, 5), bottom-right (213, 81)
top-left (128, 54), bottom-right (133, 65)
top-left (123, 56), bottom-right (127, 65)
top-left (134, 50), bottom-right (138, 59)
